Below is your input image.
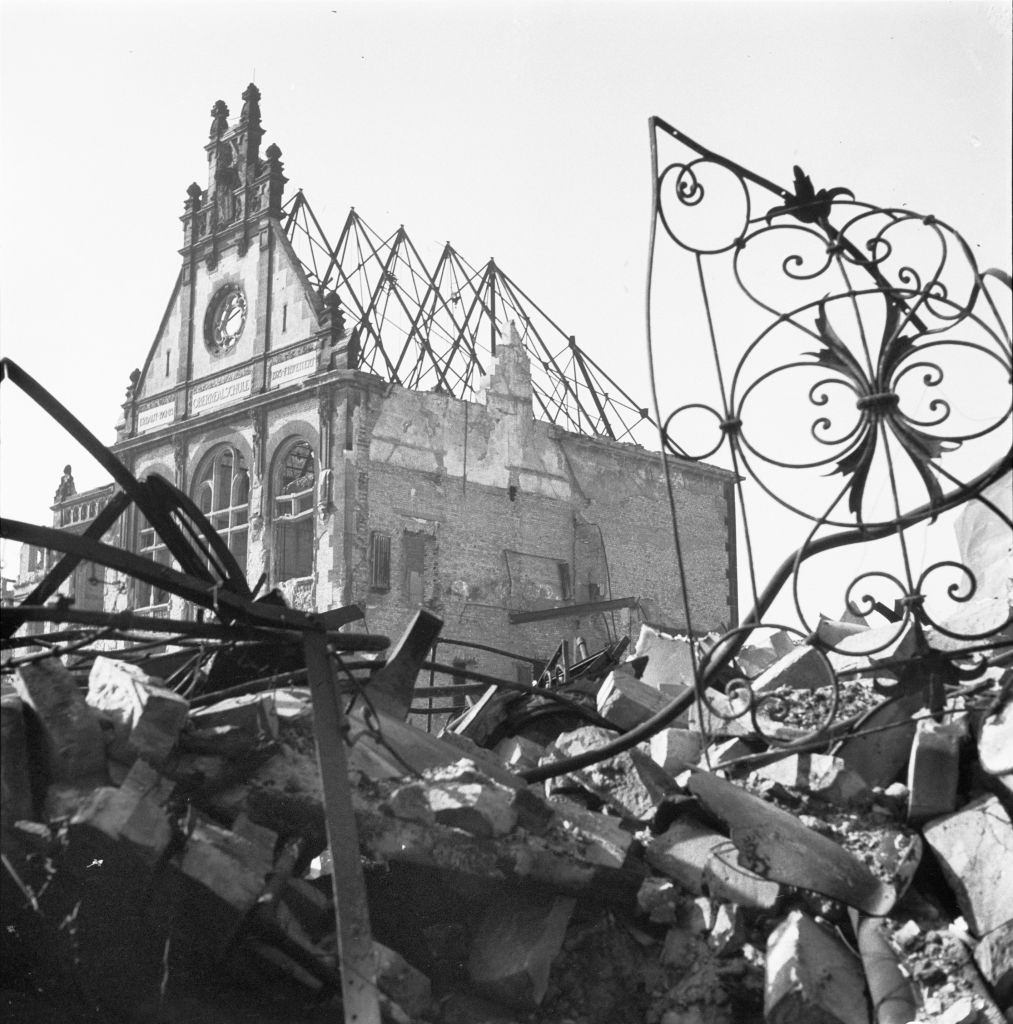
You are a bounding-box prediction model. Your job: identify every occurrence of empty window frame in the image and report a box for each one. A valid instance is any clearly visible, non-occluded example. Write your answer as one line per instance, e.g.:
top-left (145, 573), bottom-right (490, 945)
top-left (192, 445), bottom-right (250, 572)
top-left (273, 439), bottom-right (315, 582)
top-left (369, 531), bottom-right (391, 590)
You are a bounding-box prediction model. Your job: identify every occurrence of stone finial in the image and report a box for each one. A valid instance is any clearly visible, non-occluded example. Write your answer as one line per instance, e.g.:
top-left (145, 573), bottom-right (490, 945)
top-left (125, 367), bottom-right (141, 401)
top-left (240, 83), bottom-right (261, 125)
top-left (209, 100), bottom-right (230, 139)
top-left (186, 182), bottom-right (203, 201)
top-left (265, 143), bottom-right (286, 214)
top-left (54, 465), bottom-right (76, 504)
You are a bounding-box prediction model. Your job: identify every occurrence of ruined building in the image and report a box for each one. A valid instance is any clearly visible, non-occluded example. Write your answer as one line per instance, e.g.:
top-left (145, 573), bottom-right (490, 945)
top-left (17, 85), bottom-right (735, 682)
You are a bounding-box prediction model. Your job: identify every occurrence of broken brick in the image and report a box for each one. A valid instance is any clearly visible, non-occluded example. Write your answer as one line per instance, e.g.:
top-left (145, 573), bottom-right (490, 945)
top-left (87, 655), bottom-right (189, 764)
top-left (923, 794), bottom-right (1013, 937)
top-left (906, 716), bottom-right (964, 823)
top-left (467, 894), bottom-right (575, 1009)
top-left (765, 910), bottom-right (870, 1024)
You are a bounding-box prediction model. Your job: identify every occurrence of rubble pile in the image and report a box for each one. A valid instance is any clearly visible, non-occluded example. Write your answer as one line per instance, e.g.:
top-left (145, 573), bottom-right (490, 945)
top-left (2, 619), bottom-right (1012, 1024)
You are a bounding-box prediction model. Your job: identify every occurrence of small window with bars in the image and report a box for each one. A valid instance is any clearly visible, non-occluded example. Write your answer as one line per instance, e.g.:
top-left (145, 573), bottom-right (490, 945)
top-left (369, 531), bottom-right (391, 591)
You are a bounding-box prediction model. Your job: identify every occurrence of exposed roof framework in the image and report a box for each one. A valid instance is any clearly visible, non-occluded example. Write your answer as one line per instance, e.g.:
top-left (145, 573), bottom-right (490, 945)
top-left (282, 191), bottom-right (654, 444)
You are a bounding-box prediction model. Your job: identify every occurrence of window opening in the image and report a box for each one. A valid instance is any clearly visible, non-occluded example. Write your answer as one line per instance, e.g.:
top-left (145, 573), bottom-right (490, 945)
top-left (282, 304), bottom-right (288, 333)
top-left (404, 533), bottom-right (426, 605)
top-left (135, 515), bottom-right (171, 617)
top-left (273, 440), bottom-right (315, 581)
top-left (369, 531), bottom-right (391, 590)
top-left (192, 446), bottom-right (250, 572)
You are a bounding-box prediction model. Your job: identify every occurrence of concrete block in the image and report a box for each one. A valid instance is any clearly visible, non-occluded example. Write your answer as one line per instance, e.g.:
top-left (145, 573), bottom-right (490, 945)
top-left (651, 728), bottom-right (703, 774)
top-left (923, 795), bottom-right (1013, 937)
top-left (769, 631), bottom-right (796, 658)
top-left (973, 919), bottom-right (1013, 1009)
top-left (551, 797), bottom-right (635, 868)
top-left (87, 656), bottom-right (189, 764)
top-left (427, 780), bottom-right (518, 837)
top-left (814, 616), bottom-right (869, 647)
top-left (597, 671), bottom-right (672, 730)
top-left (687, 688), bottom-right (752, 737)
top-left (765, 910), bottom-right (870, 1024)
top-left (191, 692), bottom-right (279, 741)
top-left (645, 817), bottom-right (726, 895)
top-left (906, 717), bottom-right (963, 823)
top-left (752, 645), bottom-right (830, 695)
top-left (14, 659), bottom-right (106, 785)
top-left (703, 839), bottom-right (781, 909)
top-left (736, 640), bottom-right (778, 676)
top-left (833, 690), bottom-right (925, 788)
top-left (468, 894), bottom-right (576, 1009)
top-left (979, 699), bottom-right (1013, 776)
top-left (546, 727), bottom-right (676, 822)
top-left (750, 753), bottom-right (870, 806)
top-left (493, 735), bottom-right (545, 771)
top-left (697, 737), bottom-right (755, 770)
top-left (1, 693), bottom-right (34, 828)
top-left (70, 759), bottom-right (175, 863)
top-left (178, 813), bottom-right (276, 915)
top-left (634, 625), bottom-right (696, 690)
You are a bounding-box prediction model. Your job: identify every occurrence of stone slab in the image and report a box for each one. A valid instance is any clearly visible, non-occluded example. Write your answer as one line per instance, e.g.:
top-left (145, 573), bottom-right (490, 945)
top-left (765, 910), bottom-right (870, 1024)
top-left (14, 659), bottom-right (106, 785)
top-left (468, 894), bottom-right (575, 1009)
top-left (923, 795), bottom-right (1013, 937)
top-left (87, 656), bottom-right (189, 764)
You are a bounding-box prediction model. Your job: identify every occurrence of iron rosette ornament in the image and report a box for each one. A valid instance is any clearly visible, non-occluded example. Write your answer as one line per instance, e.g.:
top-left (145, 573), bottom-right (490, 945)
top-left (647, 118), bottom-right (1011, 745)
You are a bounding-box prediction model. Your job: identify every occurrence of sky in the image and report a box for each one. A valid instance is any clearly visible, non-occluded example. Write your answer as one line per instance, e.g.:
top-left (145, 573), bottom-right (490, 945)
top-left (1, 0), bottom-right (1010, 624)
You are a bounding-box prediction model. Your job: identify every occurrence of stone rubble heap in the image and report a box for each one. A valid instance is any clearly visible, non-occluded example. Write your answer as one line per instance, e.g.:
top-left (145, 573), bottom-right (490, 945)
top-left (1, 620), bottom-right (1011, 1024)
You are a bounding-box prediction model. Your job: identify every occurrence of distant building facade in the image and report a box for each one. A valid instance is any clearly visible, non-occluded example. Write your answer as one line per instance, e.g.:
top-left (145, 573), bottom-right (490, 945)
top-left (17, 86), bottom-right (736, 684)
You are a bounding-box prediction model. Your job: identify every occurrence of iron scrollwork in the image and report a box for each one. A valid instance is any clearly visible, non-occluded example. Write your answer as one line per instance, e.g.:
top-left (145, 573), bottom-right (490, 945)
top-left (648, 117), bottom-right (1012, 746)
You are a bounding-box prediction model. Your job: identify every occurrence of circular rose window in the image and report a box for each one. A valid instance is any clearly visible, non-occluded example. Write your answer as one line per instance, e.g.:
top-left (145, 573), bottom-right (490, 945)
top-left (205, 285), bottom-right (247, 353)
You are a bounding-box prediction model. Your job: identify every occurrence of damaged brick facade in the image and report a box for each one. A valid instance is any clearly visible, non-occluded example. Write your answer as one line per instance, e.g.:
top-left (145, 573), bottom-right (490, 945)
top-left (30, 85), bottom-right (736, 682)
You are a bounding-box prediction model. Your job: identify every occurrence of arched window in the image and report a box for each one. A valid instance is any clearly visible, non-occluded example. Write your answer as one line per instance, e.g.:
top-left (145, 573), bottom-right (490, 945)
top-left (273, 439), bottom-right (315, 582)
top-left (192, 445), bottom-right (250, 572)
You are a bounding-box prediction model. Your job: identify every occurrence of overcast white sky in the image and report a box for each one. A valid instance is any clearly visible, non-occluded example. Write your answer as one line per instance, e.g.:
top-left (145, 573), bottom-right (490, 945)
top-left (1, 0), bottom-right (1010, 623)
